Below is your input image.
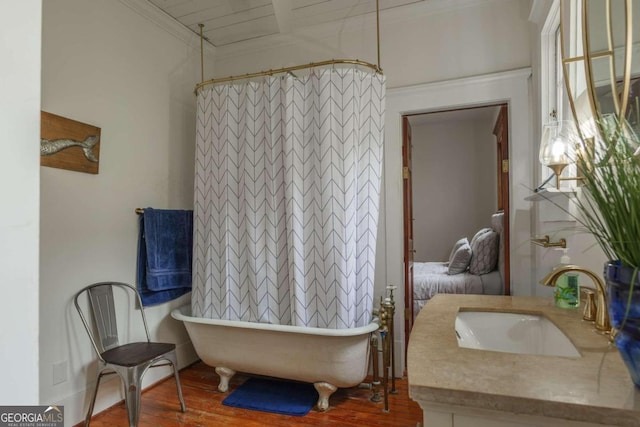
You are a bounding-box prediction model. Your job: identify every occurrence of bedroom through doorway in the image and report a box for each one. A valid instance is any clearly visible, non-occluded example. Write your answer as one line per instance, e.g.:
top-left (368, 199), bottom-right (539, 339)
top-left (402, 104), bottom-right (511, 340)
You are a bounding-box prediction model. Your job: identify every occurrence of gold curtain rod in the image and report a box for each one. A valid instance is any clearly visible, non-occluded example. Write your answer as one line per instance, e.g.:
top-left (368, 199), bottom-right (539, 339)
top-left (135, 208), bottom-right (144, 215)
top-left (194, 59), bottom-right (383, 94)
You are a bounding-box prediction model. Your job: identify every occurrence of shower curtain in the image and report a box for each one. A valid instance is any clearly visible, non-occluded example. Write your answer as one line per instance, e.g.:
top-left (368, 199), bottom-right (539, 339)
top-left (192, 68), bottom-right (385, 329)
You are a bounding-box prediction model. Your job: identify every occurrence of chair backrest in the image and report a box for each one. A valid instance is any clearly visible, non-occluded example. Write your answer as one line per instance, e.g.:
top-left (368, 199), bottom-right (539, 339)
top-left (74, 282), bottom-right (151, 358)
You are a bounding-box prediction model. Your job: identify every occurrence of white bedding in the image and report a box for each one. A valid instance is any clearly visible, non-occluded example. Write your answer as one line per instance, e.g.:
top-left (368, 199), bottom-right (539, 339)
top-left (412, 261), bottom-right (502, 320)
top-left (411, 212), bottom-right (505, 321)
top-left (413, 262), bottom-right (483, 299)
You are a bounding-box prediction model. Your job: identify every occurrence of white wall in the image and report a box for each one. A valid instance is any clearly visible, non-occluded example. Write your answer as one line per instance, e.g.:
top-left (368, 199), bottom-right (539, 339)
top-left (411, 118), bottom-right (498, 262)
top-left (40, 0), bottom-right (213, 423)
top-left (0, 1), bottom-right (41, 405)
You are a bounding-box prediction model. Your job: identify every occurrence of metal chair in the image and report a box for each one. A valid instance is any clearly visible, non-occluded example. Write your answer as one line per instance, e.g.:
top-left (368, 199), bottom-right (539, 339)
top-left (74, 282), bottom-right (186, 426)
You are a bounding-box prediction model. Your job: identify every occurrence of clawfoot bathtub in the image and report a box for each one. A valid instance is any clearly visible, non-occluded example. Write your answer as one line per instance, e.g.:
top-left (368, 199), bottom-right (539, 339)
top-left (171, 305), bottom-right (378, 411)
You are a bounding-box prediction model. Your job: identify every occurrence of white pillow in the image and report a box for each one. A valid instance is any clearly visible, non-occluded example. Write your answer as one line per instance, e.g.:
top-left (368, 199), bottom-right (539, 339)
top-left (448, 242), bottom-right (472, 275)
top-left (448, 237), bottom-right (469, 264)
top-left (469, 231), bottom-right (499, 275)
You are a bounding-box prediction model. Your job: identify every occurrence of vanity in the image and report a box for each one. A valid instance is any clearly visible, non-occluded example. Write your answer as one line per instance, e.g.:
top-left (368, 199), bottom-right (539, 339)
top-left (407, 294), bottom-right (640, 427)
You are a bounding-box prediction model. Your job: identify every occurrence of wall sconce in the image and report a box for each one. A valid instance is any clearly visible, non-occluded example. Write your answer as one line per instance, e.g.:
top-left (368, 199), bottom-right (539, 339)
top-left (539, 121), bottom-right (581, 189)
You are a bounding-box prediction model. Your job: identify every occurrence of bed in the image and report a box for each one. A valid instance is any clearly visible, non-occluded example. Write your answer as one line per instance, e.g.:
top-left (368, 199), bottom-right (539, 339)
top-left (412, 211), bottom-right (505, 320)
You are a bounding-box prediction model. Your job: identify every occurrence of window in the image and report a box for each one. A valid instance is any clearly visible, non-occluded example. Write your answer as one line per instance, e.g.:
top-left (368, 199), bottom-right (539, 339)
top-left (554, 24), bottom-right (564, 122)
top-left (541, 0), bottom-right (561, 125)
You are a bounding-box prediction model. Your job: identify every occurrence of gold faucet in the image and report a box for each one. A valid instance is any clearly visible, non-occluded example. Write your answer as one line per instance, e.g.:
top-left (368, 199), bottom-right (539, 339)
top-left (540, 264), bottom-right (611, 334)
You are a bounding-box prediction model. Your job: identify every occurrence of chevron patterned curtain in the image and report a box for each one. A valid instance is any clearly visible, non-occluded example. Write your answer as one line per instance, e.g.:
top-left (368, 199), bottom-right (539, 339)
top-left (192, 68), bottom-right (385, 329)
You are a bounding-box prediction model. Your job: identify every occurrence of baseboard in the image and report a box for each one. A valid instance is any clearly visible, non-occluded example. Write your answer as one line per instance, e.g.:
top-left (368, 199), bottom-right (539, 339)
top-left (64, 341), bottom-right (198, 427)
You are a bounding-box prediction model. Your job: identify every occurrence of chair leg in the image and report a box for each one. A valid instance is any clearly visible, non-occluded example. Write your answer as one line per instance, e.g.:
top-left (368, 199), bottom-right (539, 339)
top-left (165, 351), bottom-right (186, 412)
top-left (84, 368), bottom-right (104, 426)
top-left (120, 366), bottom-right (144, 427)
top-left (174, 366), bottom-right (186, 412)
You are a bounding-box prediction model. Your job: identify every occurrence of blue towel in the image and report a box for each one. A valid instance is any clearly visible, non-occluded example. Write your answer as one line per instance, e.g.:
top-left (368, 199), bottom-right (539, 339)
top-left (137, 208), bottom-right (193, 306)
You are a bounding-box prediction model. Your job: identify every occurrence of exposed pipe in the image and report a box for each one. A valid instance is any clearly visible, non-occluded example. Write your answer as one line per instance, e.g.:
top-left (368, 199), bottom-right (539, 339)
top-left (198, 24), bottom-right (204, 83)
top-left (376, 0), bottom-right (381, 69)
top-left (369, 335), bottom-right (382, 402)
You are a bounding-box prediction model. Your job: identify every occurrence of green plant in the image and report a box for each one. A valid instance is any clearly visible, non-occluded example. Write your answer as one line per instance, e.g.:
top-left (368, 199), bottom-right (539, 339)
top-left (569, 117), bottom-right (640, 269)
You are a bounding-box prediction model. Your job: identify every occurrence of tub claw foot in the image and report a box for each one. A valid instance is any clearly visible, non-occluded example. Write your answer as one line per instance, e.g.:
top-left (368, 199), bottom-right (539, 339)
top-left (314, 382), bottom-right (337, 411)
top-left (215, 367), bottom-right (236, 392)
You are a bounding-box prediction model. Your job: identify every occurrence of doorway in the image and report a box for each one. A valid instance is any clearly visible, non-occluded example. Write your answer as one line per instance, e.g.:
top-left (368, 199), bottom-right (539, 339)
top-left (384, 68), bottom-right (532, 375)
top-left (402, 104), bottom-right (511, 341)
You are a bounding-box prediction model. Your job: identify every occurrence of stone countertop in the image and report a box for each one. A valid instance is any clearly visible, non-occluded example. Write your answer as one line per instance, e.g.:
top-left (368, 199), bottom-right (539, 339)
top-left (407, 294), bottom-right (640, 426)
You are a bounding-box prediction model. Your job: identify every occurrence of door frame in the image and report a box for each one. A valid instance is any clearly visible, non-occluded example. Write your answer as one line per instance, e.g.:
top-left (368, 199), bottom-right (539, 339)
top-left (493, 104), bottom-right (511, 295)
top-left (383, 68), bottom-right (532, 375)
top-left (401, 117), bottom-right (414, 349)
top-left (402, 103), bottom-right (511, 344)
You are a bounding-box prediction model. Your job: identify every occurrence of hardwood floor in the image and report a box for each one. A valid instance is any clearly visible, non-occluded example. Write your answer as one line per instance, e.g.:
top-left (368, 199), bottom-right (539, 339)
top-left (82, 361), bottom-right (423, 426)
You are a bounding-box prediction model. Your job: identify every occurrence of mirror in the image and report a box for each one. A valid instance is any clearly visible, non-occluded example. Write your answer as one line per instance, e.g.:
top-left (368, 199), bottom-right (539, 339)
top-left (561, 0), bottom-right (640, 142)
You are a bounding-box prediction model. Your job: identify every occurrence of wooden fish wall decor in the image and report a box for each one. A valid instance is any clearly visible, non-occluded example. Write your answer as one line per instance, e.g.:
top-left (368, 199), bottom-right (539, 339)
top-left (40, 111), bottom-right (101, 174)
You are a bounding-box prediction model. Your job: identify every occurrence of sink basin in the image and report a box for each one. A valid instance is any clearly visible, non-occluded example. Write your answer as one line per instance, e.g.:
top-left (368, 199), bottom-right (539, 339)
top-left (455, 310), bottom-right (581, 357)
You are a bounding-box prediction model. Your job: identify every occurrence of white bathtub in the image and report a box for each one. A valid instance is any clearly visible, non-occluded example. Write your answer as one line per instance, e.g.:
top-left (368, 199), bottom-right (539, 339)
top-left (171, 305), bottom-right (379, 411)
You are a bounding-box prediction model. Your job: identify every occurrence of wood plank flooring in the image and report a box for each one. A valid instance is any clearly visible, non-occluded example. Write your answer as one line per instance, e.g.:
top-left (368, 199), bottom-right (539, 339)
top-left (82, 361), bottom-right (422, 426)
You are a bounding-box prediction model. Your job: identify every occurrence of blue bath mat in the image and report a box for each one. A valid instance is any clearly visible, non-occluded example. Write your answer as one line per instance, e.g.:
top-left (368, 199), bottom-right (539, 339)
top-left (222, 377), bottom-right (318, 416)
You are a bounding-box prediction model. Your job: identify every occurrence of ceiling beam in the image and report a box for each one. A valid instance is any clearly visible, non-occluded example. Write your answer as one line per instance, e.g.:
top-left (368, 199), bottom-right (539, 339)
top-left (272, 0), bottom-right (293, 33)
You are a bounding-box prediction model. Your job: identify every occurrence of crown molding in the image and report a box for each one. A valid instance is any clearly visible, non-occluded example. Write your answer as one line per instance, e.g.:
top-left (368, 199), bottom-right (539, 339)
top-left (388, 67), bottom-right (532, 98)
top-left (118, 0), bottom-right (216, 57)
top-left (529, 0), bottom-right (555, 26)
top-left (214, 0), bottom-right (495, 61)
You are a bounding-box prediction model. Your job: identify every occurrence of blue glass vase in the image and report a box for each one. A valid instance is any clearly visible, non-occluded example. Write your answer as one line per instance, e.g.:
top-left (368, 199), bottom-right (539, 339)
top-left (605, 261), bottom-right (640, 388)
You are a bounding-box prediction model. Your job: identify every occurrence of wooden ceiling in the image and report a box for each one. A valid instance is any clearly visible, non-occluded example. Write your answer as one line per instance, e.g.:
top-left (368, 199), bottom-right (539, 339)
top-left (147, 0), bottom-right (424, 46)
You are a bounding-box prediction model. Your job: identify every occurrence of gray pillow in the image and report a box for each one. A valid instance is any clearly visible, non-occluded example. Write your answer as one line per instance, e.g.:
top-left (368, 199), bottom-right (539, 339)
top-left (469, 231), bottom-right (499, 275)
top-left (448, 237), bottom-right (469, 264)
top-left (470, 227), bottom-right (492, 247)
top-left (448, 242), bottom-right (472, 275)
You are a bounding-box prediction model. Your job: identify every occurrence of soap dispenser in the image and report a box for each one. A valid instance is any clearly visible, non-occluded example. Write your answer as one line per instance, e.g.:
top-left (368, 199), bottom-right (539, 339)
top-left (554, 249), bottom-right (579, 309)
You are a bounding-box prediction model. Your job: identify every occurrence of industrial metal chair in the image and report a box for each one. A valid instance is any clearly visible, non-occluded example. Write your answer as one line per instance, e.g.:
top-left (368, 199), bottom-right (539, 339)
top-left (74, 282), bottom-right (186, 426)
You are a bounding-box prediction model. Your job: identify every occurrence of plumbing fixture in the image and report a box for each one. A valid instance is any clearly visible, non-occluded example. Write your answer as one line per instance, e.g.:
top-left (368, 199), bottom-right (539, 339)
top-left (531, 235), bottom-right (567, 248)
top-left (540, 265), bottom-right (611, 333)
top-left (368, 335), bottom-right (382, 402)
top-left (385, 285), bottom-right (397, 394)
top-left (581, 287), bottom-right (597, 322)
